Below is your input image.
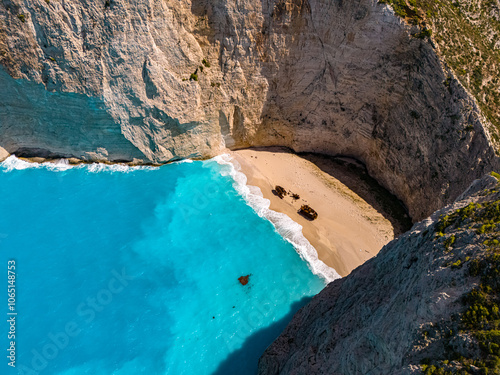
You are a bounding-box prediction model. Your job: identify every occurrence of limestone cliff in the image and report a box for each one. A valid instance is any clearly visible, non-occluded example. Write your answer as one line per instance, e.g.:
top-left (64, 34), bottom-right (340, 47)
top-left (0, 0), bottom-right (498, 219)
top-left (258, 174), bottom-right (500, 374)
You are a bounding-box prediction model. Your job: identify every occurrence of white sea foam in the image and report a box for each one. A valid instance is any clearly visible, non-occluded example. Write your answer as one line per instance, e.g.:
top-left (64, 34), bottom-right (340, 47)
top-left (214, 153), bottom-right (341, 283)
top-left (0, 155), bottom-right (75, 172)
top-left (173, 159), bottom-right (194, 164)
top-left (0, 155), bottom-right (159, 173)
top-left (85, 163), bottom-right (157, 173)
top-left (1, 155), bottom-right (40, 171)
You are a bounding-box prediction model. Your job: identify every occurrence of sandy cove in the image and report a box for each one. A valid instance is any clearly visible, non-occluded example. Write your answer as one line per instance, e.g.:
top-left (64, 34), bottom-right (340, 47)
top-left (230, 147), bottom-right (407, 277)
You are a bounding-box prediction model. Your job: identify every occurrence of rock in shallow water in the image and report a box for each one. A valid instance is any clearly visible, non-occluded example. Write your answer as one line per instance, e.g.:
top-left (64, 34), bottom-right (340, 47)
top-left (238, 275), bottom-right (251, 286)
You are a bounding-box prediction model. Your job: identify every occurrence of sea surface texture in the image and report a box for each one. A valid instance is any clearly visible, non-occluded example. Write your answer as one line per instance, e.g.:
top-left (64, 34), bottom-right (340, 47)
top-left (0, 156), bottom-right (325, 375)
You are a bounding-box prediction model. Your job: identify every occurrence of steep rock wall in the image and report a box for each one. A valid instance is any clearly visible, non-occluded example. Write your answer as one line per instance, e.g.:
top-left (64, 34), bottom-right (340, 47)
top-left (0, 0), bottom-right (498, 219)
top-left (258, 175), bottom-right (500, 374)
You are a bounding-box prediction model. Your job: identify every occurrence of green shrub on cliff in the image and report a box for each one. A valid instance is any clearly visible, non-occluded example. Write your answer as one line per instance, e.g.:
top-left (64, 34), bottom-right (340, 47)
top-left (421, 197), bottom-right (500, 374)
top-left (434, 200), bottom-right (499, 235)
top-left (444, 235), bottom-right (456, 250)
top-left (414, 28), bottom-right (432, 39)
top-left (379, 0), bottom-right (420, 23)
top-left (490, 172), bottom-right (500, 181)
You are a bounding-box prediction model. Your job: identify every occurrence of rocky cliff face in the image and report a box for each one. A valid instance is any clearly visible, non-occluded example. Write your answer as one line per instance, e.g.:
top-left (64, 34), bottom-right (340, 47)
top-left (0, 0), bottom-right (498, 219)
top-left (381, 0), bottom-right (500, 142)
top-left (258, 174), bottom-right (500, 374)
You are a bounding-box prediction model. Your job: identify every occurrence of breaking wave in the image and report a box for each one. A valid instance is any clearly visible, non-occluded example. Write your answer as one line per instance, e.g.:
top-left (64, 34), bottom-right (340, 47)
top-left (214, 154), bottom-right (341, 283)
top-left (0, 155), bottom-right (159, 173)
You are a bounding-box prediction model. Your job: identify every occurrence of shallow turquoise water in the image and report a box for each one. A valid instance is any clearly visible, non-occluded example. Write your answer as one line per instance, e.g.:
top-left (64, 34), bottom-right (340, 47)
top-left (0, 157), bottom-right (325, 375)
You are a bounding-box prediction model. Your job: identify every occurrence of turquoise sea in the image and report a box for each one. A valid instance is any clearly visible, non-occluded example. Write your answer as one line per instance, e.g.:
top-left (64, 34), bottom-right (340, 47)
top-left (0, 155), bottom-right (334, 375)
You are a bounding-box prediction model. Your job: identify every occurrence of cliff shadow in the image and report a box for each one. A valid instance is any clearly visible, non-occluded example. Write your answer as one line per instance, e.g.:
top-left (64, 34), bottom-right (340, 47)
top-left (234, 146), bottom-right (413, 236)
top-left (211, 296), bottom-right (312, 375)
top-left (299, 152), bottom-right (413, 236)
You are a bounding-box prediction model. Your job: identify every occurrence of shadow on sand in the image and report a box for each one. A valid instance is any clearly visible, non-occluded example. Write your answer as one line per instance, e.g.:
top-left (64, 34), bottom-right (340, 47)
top-left (298, 151), bottom-right (413, 235)
top-left (211, 296), bottom-right (313, 375)
top-left (235, 146), bottom-right (413, 236)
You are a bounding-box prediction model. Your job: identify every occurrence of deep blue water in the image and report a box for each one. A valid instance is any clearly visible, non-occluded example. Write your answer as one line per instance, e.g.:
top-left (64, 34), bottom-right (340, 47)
top-left (0, 156), bottom-right (325, 375)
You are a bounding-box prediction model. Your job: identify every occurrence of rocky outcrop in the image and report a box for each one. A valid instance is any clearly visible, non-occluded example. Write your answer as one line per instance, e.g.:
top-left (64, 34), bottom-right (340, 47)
top-left (258, 174), bottom-right (500, 374)
top-left (238, 274), bottom-right (251, 285)
top-left (0, 145), bottom-right (8, 161)
top-left (0, 0), bottom-right (498, 219)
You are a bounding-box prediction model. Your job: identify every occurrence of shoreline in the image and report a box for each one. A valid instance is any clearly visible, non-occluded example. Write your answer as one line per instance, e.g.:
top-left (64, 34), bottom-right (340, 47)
top-left (215, 153), bottom-right (341, 282)
top-left (230, 147), bottom-right (399, 277)
top-left (1, 148), bottom-right (406, 277)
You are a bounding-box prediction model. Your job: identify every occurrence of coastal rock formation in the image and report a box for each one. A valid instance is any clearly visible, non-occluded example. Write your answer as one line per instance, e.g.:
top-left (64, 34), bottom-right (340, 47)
top-left (0, 145), bottom-right (8, 162)
top-left (0, 0), bottom-right (499, 219)
top-left (258, 174), bottom-right (500, 374)
top-left (238, 274), bottom-right (251, 286)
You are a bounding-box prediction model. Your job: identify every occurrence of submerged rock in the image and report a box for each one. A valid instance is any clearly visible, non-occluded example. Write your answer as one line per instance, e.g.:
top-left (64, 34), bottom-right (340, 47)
top-left (238, 275), bottom-right (251, 286)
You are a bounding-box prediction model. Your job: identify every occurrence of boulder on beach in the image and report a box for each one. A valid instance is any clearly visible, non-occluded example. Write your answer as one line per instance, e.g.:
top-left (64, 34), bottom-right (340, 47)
top-left (299, 205), bottom-right (318, 220)
top-left (274, 186), bottom-right (287, 199)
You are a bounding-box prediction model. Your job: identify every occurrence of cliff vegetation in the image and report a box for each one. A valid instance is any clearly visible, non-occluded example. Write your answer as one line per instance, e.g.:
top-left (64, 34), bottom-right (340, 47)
top-left (417, 175), bottom-right (500, 374)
